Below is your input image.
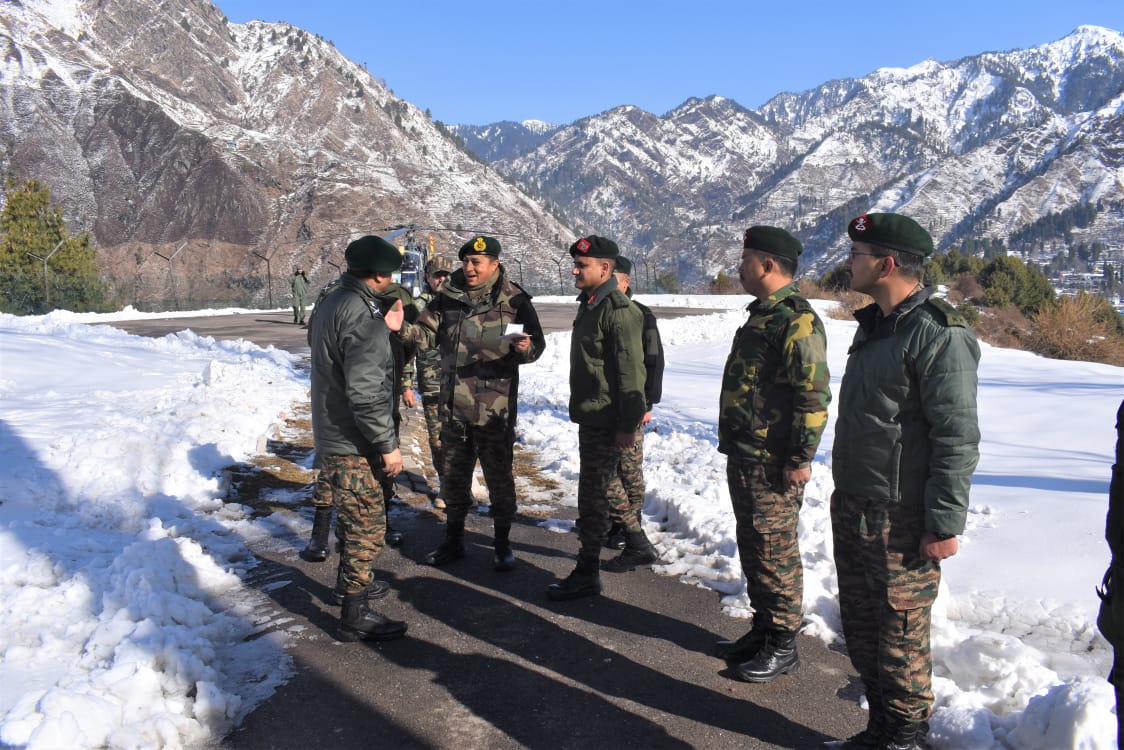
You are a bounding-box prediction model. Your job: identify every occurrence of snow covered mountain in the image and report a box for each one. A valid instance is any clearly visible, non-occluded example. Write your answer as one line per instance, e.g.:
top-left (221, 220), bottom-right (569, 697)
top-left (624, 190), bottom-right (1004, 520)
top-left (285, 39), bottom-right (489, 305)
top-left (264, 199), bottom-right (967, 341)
top-left (451, 120), bottom-right (559, 163)
top-left (0, 0), bottom-right (575, 305)
top-left (491, 26), bottom-right (1124, 286)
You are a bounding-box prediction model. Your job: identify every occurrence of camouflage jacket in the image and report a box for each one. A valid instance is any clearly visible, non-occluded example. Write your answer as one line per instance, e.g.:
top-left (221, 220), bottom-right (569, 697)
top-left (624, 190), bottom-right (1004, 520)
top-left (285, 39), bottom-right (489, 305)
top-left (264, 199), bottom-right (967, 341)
top-left (400, 265), bottom-right (545, 428)
top-left (374, 282), bottom-right (418, 397)
top-left (308, 273), bottom-right (397, 457)
top-left (569, 277), bottom-right (647, 433)
top-left (832, 286), bottom-right (980, 536)
top-left (718, 282), bottom-right (830, 468)
top-left (414, 284), bottom-right (442, 396)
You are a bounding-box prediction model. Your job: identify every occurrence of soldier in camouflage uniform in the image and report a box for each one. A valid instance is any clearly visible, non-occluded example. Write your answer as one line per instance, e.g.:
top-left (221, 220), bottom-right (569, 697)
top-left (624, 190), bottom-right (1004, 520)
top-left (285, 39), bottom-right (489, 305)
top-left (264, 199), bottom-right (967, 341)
top-left (395, 236), bottom-right (545, 571)
top-left (713, 226), bottom-right (830, 685)
top-left (832, 214), bottom-right (980, 750)
top-left (547, 236), bottom-right (650, 601)
top-left (603, 255), bottom-right (664, 566)
top-left (308, 235), bottom-right (409, 642)
top-left (415, 257), bottom-right (453, 508)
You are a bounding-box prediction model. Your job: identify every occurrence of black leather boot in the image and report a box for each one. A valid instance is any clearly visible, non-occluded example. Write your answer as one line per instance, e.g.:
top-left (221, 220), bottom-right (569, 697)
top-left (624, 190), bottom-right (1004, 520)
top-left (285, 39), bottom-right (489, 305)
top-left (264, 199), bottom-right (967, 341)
top-left (734, 631), bottom-right (799, 682)
top-left (547, 554), bottom-right (602, 601)
top-left (385, 524), bottom-right (404, 547)
top-left (299, 507), bottom-right (332, 562)
top-left (881, 720), bottom-right (927, 750)
top-left (338, 593), bottom-right (407, 642)
top-left (837, 691), bottom-right (886, 749)
top-left (493, 522), bottom-right (515, 572)
top-left (606, 521), bottom-right (627, 550)
top-left (330, 566), bottom-right (391, 605)
top-left (713, 624), bottom-right (767, 662)
top-left (602, 530), bottom-right (658, 572)
top-left (424, 517), bottom-right (465, 566)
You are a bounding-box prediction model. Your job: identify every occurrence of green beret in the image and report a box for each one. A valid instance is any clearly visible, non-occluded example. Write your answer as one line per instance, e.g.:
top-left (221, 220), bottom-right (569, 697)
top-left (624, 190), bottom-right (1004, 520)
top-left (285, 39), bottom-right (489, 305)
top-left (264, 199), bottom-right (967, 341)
top-left (458, 235), bottom-right (501, 260)
top-left (742, 225), bottom-right (802, 261)
top-left (847, 213), bottom-right (933, 257)
top-left (569, 235), bottom-right (619, 259)
top-left (345, 235), bottom-right (403, 273)
top-left (615, 256), bottom-right (633, 274)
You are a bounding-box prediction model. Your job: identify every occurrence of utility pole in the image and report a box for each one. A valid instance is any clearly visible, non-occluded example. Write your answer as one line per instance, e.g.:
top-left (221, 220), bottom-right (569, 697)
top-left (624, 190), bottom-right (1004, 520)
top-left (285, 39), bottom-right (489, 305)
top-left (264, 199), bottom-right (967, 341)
top-left (26, 239), bottom-right (64, 309)
top-left (153, 242), bottom-right (188, 311)
top-left (552, 255), bottom-right (567, 294)
top-left (252, 248), bottom-right (276, 309)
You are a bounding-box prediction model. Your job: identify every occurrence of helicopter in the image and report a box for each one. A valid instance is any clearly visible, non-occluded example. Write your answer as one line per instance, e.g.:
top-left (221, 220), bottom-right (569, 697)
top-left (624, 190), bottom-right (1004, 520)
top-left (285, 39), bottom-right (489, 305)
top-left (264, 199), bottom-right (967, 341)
top-left (380, 224), bottom-right (435, 297)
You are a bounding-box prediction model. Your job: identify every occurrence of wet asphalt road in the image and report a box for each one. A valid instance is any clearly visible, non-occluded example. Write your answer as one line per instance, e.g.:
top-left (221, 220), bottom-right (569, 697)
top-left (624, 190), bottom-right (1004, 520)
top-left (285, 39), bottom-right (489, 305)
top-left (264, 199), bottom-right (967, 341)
top-left (112, 306), bottom-right (865, 750)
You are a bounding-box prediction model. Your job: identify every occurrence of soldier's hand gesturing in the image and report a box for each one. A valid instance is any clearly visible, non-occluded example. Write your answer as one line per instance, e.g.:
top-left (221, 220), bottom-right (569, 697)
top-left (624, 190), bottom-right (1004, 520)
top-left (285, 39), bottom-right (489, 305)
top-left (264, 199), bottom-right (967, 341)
top-left (384, 299), bottom-right (404, 332)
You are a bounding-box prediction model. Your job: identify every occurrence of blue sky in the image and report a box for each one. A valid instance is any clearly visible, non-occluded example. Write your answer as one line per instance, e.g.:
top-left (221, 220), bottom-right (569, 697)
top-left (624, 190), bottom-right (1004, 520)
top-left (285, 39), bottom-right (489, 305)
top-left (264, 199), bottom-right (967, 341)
top-left (215, 0), bottom-right (1124, 126)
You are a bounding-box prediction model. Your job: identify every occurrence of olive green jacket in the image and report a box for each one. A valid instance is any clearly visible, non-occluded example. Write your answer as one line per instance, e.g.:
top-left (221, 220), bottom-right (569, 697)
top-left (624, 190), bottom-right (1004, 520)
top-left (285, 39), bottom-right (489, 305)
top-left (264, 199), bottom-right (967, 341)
top-left (568, 277), bottom-right (647, 433)
top-left (832, 286), bottom-right (980, 536)
top-left (308, 273), bottom-right (397, 457)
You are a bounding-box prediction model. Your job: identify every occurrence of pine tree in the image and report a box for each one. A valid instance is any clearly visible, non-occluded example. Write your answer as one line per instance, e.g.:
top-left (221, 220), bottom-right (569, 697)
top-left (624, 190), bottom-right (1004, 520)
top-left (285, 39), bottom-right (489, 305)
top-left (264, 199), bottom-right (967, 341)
top-left (0, 177), bottom-right (107, 314)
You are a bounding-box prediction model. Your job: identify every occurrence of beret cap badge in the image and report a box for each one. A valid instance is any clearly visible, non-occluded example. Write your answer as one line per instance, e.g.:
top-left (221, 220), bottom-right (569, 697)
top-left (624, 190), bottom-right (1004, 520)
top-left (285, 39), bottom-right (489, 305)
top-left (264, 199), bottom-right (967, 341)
top-left (576, 238), bottom-right (591, 254)
top-left (473, 236), bottom-right (487, 252)
top-left (853, 216), bottom-right (869, 233)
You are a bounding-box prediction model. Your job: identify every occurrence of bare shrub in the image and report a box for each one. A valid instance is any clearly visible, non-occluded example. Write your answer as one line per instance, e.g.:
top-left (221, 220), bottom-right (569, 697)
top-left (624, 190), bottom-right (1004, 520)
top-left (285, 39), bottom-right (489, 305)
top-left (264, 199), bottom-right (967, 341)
top-left (1025, 294), bottom-right (1124, 366)
top-left (798, 279), bottom-right (872, 320)
top-left (974, 305), bottom-right (1031, 350)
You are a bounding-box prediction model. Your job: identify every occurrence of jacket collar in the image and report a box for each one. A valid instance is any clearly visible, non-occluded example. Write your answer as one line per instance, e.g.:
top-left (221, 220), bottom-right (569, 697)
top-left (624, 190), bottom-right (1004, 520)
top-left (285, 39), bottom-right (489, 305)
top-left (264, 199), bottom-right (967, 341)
top-left (748, 281), bottom-right (798, 313)
top-left (577, 276), bottom-right (620, 309)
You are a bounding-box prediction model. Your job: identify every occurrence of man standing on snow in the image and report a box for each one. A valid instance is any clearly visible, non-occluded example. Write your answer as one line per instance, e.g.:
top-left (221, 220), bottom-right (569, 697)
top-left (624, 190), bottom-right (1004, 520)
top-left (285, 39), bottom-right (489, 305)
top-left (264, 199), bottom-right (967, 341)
top-left (831, 213), bottom-right (979, 750)
top-left (308, 235), bottom-right (408, 643)
top-left (715, 226), bottom-right (830, 684)
top-left (547, 236), bottom-right (653, 601)
top-left (291, 266), bottom-right (309, 325)
top-left (394, 236), bottom-right (545, 572)
top-left (603, 255), bottom-right (665, 566)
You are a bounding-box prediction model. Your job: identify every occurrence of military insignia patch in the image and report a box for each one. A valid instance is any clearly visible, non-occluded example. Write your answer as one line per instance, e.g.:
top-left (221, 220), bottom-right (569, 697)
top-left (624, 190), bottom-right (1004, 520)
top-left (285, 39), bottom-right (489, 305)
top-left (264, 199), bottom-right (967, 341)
top-left (576, 238), bottom-right (591, 254)
top-left (473, 236), bottom-right (487, 252)
top-left (852, 216), bottom-right (869, 233)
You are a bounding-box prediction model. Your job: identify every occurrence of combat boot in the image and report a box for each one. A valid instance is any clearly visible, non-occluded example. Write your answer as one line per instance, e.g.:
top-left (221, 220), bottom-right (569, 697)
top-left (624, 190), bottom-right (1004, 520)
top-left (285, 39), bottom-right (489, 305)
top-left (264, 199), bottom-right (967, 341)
top-left (606, 521), bottom-right (627, 550)
top-left (547, 554), bottom-right (602, 601)
top-left (602, 530), bottom-right (658, 572)
top-left (385, 524), bottom-right (404, 547)
top-left (338, 593), bottom-right (407, 642)
top-left (493, 521), bottom-right (515, 572)
top-left (734, 631), bottom-right (799, 682)
top-left (881, 720), bottom-right (928, 750)
top-left (328, 580), bottom-right (391, 607)
top-left (713, 623), bottom-right (767, 662)
top-left (834, 703), bottom-right (885, 749)
top-left (299, 507), bottom-right (332, 562)
top-left (424, 517), bottom-right (465, 566)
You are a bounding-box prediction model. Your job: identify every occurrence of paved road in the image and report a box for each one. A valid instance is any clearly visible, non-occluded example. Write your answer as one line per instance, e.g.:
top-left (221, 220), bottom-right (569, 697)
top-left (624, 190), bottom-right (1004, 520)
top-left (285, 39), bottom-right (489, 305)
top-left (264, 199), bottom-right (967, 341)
top-left (112, 308), bottom-right (865, 750)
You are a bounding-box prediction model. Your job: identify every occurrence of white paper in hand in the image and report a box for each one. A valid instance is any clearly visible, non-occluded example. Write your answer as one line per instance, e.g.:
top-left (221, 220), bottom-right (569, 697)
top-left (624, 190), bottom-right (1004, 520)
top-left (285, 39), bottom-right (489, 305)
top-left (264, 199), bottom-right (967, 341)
top-left (501, 323), bottom-right (526, 341)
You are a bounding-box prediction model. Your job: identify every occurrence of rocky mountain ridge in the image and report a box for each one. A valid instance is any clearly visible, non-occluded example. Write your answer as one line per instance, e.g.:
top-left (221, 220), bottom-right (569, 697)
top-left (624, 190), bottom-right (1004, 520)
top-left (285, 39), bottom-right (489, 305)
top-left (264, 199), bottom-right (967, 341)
top-left (0, 0), bottom-right (575, 306)
top-left (487, 25), bottom-right (1124, 286)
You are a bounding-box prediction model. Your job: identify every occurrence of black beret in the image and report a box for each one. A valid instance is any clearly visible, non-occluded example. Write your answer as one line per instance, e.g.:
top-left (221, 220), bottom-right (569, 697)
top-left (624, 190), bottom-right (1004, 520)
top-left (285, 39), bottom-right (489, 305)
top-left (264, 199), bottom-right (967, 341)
top-left (569, 235), bottom-right (619, 259)
top-left (743, 226), bottom-right (802, 261)
top-left (458, 235), bottom-right (501, 260)
top-left (345, 235), bottom-right (403, 273)
top-left (847, 213), bottom-right (933, 257)
top-left (615, 256), bottom-right (633, 274)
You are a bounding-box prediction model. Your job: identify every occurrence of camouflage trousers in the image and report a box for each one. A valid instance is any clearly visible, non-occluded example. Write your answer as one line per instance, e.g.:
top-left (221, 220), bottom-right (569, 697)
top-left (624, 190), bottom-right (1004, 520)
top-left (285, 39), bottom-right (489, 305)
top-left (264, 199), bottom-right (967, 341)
top-left (421, 390), bottom-right (445, 484)
top-left (318, 454), bottom-right (388, 595)
top-left (441, 418), bottom-right (517, 525)
top-left (607, 429), bottom-right (646, 532)
top-left (576, 426), bottom-right (624, 558)
top-left (830, 490), bottom-right (941, 725)
top-left (727, 459), bottom-right (804, 635)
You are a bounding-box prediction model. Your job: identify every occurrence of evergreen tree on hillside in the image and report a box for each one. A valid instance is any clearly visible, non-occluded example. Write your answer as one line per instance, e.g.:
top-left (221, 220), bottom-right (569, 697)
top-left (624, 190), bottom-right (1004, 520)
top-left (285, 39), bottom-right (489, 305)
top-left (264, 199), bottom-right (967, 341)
top-left (977, 255), bottom-right (1055, 315)
top-left (0, 177), bottom-right (107, 315)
